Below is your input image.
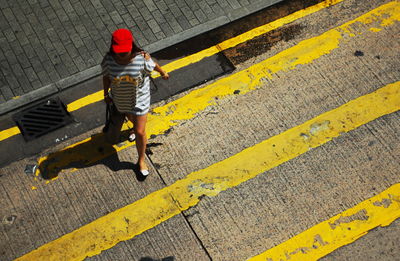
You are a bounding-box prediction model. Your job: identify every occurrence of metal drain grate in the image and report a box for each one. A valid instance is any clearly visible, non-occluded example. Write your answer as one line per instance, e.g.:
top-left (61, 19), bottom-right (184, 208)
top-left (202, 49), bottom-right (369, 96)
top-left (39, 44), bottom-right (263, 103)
top-left (13, 97), bottom-right (73, 141)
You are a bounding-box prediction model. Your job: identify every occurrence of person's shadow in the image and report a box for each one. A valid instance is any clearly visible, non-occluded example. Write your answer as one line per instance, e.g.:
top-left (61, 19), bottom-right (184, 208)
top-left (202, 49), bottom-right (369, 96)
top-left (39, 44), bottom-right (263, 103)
top-left (38, 129), bottom-right (147, 181)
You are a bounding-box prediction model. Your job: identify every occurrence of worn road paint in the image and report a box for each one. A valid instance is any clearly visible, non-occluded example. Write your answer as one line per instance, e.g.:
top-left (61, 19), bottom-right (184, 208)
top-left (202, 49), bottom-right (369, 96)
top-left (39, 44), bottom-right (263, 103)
top-left (36, 1), bottom-right (400, 182)
top-left (17, 79), bottom-right (400, 260)
top-left (0, 0), bottom-right (344, 142)
top-left (248, 184), bottom-right (400, 261)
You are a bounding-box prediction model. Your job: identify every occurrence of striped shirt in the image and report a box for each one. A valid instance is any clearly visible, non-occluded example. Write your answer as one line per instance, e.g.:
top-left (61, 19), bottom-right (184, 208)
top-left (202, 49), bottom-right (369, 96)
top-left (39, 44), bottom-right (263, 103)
top-left (101, 53), bottom-right (156, 115)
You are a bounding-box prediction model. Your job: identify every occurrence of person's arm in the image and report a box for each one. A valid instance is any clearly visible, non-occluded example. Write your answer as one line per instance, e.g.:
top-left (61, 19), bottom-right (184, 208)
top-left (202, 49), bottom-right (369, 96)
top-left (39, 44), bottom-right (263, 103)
top-left (154, 63), bottom-right (169, 80)
top-left (143, 52), bottom-right (169, 80)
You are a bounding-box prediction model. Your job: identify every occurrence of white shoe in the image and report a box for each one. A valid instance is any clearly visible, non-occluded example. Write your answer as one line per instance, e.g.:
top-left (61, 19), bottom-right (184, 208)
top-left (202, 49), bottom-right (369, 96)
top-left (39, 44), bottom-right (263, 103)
top-left (140, 169), bottom-right (149, 176)
top-left (128, 133), bottom-right (136, 142)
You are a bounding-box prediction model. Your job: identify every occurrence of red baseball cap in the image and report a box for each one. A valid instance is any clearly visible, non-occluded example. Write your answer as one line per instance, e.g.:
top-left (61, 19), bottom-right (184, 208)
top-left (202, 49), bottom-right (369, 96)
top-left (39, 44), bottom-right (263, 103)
top-left (112, 29), bottom-right (133, 53)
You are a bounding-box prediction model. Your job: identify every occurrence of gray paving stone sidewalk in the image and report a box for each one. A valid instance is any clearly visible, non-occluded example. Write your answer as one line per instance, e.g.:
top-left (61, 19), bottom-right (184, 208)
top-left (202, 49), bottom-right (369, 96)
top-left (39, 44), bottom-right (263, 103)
top-left (0, 0), bottom-right (282, 114)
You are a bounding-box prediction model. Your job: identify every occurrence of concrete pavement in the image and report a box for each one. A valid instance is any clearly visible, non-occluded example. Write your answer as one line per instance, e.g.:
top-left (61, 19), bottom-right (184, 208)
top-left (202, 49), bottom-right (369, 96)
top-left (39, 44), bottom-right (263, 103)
top-left (0, 0), bottom-right (283, 114)
top-left (1, 0), bottom-right (399, 260)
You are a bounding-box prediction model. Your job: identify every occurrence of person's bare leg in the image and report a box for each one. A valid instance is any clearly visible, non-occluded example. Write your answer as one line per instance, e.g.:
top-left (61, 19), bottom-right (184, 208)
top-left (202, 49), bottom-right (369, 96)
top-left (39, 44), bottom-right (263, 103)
top-left (127, 114), bottom-right (148, 172)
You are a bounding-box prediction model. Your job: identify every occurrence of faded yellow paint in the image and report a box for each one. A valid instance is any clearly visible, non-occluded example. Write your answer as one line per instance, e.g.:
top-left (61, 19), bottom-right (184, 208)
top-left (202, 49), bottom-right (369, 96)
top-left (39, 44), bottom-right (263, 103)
top-left (18, 79), bottom-right (400, 260)
top-left (248, 184), bottom-right (400, 261)
top-left (35, 1), bottom-right (400, 181)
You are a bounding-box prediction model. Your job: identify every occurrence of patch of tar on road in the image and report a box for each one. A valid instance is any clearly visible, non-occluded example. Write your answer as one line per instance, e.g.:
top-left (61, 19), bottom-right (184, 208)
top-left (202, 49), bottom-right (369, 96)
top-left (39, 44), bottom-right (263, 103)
top-left (223, 24), bottom-right (305, 65)
top-left (329, 209), bottom-right (369, 229)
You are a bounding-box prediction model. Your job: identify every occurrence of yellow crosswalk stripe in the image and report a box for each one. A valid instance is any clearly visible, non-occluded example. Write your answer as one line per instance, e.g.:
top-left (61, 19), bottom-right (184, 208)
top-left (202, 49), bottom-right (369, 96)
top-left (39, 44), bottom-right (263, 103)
top-left (0, 0), bottom-right (345, 142)
top-left (248, 184), bottom-right (400, 261)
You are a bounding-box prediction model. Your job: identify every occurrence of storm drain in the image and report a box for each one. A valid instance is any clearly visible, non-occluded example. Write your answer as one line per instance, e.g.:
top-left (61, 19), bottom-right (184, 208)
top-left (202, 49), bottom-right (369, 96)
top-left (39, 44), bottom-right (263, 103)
top-left (13, 98), bottom-right (73, 141)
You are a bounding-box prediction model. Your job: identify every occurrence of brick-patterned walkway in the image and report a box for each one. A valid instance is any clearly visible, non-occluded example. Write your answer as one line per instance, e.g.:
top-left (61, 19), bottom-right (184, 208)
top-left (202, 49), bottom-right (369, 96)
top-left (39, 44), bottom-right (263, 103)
top-left (0, 0), bottom-right (281, 110)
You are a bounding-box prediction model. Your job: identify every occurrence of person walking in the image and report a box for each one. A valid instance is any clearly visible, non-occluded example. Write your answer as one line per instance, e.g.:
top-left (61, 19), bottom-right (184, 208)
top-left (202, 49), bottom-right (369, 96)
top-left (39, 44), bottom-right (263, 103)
top-left (101, 28), bottom-right (169, 176)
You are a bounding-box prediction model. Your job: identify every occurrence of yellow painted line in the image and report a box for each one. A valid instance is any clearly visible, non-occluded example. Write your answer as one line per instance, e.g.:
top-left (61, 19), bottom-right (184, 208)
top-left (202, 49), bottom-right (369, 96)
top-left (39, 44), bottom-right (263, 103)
top-left (36, 1), bottom-right (400, 180)
top-left (0, 0), bottom-right (346, 144)
top-left (18, 79), bottom-right (400, 260)
top-left (248, 184), bottom-right (400, 261)
top-left (66, 91), bottom-right (104, 112)
top-left (0, 126), bottom-right (21, 142)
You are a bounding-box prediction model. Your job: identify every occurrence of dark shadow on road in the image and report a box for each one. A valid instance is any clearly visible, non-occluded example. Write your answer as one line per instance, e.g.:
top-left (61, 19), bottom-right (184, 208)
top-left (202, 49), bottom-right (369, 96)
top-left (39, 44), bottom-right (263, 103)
top-left (38, 129), bottom-right (147, 181)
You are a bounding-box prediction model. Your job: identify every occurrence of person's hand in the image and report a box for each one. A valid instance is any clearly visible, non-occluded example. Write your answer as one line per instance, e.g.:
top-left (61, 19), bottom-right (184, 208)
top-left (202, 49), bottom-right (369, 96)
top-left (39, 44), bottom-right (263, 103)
top-left (104, 95), bottom-right (112, 104)
top-left (161, 71), bottom-right (169, 80)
